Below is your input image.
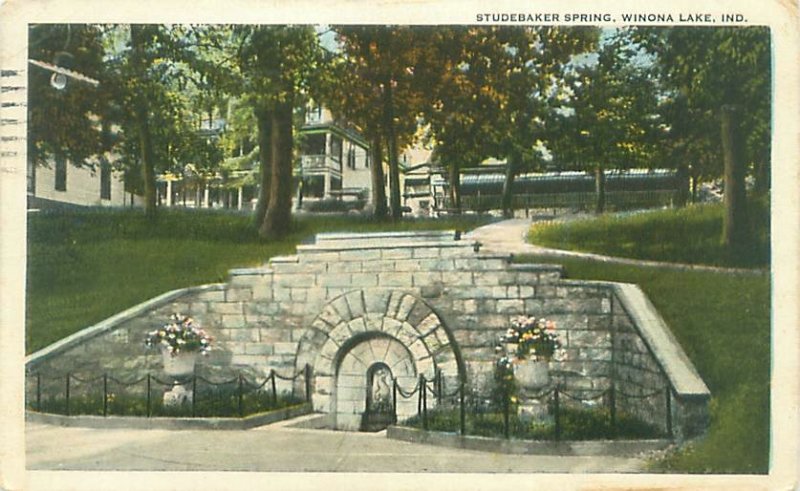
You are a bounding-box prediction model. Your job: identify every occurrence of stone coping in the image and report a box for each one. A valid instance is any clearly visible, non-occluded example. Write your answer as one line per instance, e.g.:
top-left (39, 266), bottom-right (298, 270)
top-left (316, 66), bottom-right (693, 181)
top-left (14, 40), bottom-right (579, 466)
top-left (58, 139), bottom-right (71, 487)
top-left (295, 240), bottom-right (478, 253)
top-left (25, 403), bottom-right (312, 430)
top-left (386, 426), bottom-right (672, 457)
top-left (559, 279), bottom-right (710, 400)
top-left (316, 230), bottom-right (458, 241)
top-left (611, 283), bottom-right (710, 399)
top-left (26, 283), bottom-right (226, 367)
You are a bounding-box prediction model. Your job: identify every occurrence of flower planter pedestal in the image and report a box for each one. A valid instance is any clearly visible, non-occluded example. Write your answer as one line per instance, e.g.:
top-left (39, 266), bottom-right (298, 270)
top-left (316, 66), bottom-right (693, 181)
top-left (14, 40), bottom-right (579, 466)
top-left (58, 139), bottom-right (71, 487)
top-left (514, 361), bottom-right (552, 423)
top-left (161, 350), bottom-right (197, 407)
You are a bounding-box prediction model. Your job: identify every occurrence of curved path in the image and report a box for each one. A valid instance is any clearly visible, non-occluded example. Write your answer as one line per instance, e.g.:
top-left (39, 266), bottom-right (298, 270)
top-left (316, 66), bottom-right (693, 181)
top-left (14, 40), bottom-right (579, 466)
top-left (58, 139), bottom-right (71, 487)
top-left (467, 218), bottom-right (767, 276)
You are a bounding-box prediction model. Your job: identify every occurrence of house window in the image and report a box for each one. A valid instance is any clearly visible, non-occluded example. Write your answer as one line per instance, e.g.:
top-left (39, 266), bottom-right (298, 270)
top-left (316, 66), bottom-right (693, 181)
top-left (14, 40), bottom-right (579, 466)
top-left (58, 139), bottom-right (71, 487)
top-left (347, 147), bottom-right (356, 170)
top-left (54, 155), bottom-right (67, 191)
top-left (100, 162), bottom-right (112, 200)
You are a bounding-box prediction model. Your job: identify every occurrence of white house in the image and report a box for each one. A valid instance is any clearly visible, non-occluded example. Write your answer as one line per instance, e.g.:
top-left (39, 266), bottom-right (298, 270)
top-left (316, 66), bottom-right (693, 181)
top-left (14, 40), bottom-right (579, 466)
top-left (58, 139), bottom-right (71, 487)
top-left (27, 154), bottom-right (130, 209)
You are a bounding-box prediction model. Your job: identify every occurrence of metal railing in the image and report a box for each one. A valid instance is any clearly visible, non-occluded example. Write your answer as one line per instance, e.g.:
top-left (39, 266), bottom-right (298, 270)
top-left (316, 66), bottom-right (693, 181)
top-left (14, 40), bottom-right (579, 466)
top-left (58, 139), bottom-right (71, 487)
top-left (27, 365), bottom-right (312, 419)
top-left (393, 370), bottom-right (673, 441)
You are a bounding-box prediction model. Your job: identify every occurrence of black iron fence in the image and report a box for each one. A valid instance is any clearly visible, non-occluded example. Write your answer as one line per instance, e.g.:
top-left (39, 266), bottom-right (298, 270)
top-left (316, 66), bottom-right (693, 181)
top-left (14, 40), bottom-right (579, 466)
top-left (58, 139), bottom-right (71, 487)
top-left (396, 370), bottom-right (673, 441)
top-left (26, 365), bottom-right (312, 418)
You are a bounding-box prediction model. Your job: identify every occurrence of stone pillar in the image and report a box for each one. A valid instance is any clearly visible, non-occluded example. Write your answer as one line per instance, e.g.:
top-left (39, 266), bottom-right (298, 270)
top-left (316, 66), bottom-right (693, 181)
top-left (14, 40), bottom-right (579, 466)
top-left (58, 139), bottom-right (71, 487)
top-left (237, 187), bottom-right (243, 210)
top-left (203, 186), bottom-right (210, 208)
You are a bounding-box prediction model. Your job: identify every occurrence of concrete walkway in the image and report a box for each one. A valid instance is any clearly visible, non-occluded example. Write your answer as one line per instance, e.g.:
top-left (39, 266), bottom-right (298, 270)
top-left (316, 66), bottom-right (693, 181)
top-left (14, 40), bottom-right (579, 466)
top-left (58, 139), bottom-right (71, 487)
top-left (467, 218), bottom-right (767, 275)
top-left (26, 415), bottom-right (647, 472)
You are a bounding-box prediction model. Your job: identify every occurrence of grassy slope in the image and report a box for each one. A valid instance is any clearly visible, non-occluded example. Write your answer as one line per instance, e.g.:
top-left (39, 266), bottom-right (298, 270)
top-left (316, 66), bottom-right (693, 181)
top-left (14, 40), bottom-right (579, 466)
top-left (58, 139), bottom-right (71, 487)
top-left (528, 202), bottom-right (770, 268)
top-left (26, 208), bottom-right (490, 353)
top-left (516, 255), bottom-right (770, 474)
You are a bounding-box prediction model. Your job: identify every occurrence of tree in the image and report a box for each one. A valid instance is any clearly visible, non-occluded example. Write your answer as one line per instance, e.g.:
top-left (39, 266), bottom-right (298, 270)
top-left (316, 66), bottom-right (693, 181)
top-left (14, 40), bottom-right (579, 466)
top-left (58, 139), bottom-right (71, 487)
top-left (549, 30), bottom-right (663, 213)
top-left (636, 27), bottom-right (771, 249)
top-left (492, 27), bottom-right (598, 218)
top-left (27, 24), bottom-right (111, 170)
top-left (332, 26), bottom-right (433, 220)
top-left (229, 26), bottom-right (324, 238)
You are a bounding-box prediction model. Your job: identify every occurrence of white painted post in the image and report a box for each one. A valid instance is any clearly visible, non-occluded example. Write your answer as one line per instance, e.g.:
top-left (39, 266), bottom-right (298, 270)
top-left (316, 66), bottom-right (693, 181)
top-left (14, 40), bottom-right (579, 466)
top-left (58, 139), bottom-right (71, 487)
top-left (237, 187), bottom-right (243, 210)
top-left (165, 180), bottom-right (172, 207)
top-left (203, 186), bottom-right (210, 208)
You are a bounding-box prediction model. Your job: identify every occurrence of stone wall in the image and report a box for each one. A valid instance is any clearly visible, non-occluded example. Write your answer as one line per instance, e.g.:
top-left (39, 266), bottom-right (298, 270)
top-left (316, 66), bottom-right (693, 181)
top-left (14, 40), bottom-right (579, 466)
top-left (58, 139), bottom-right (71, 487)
top-left (26, 231), bottom-right (710, 438)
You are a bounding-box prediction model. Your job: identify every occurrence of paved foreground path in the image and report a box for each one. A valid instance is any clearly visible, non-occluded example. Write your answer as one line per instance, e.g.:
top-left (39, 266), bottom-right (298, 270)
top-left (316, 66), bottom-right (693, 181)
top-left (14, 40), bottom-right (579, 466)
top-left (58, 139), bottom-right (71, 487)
top-left (26, 416), bottom-right (646, 473)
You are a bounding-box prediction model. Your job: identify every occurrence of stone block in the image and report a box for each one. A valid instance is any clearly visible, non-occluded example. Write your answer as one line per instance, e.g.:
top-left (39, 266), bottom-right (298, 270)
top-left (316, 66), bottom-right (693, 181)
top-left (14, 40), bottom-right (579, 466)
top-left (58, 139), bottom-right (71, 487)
top-left (221, 314), bottom-right (247, 329)
top-left (274, 273), bottom-right (316, 288)
top-left (189, 302), bottom-right (209, 314)
top-left (328, 324), bottom-right (352, 345)
top-left (413, 272), bottom-right (443, 287)
top-left (350, 273), bottom-right (378, 288)
top-left (221, 328), bottom-right (260, 342)
top-left (273, 287), bottom-right (292, 302)
top-left (419, 258), bottom-right (456, 271)
top-left (363, 260), bottom-right (400, 273)
top-left (441, 271), bottom-right (473, 286)
top-left (364, 314), bottom-right (385, 333)
top-left (327, 261), bottom-right (363, 274)
top-left (330, 295), bottom-right (352, 322)
top-left (412, 247), bottom-right (441, 259)
top-left (344, 290), bottom-right (366, 318)
top-left (273, 342), bottom-right (297, 355)
top-left (497, 299), bottom-right (524, 315)
top-left (317, 274), bottom-right (353, 288)
top-left (290, 288), bottom-right (308, 302)
top-left (260, 328), bottom-right (292, 344)
top-left (302, 252), bottom-right (340, 263)
top-left (244, 302), bottom-right (279, 317)
top-left (340, 249), bottom-right (381, 262)
top-left (245, 343), bottom-right (274, 356)
top-left (347, 317), bottom-right (368, 336)
top-left (396, 295), bottom-right (417, 322)
top-left (196, 290), bottom-right (225, 302)
top-left (451, 286), bottom-right (494, 299)
top-left (209, 302), bottom-right (244, 315)
top-left (319, 304), bottom-right (344, 327)
top-left (378, 272), bottom-right (413, 287)
top-left (382, 248), bottom-right (413, 260)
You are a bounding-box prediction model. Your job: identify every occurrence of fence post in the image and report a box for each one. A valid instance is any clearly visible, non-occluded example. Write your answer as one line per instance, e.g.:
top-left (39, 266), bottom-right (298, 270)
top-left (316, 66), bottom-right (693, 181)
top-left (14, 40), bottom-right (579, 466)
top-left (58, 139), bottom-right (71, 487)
top-left (392, 378), bottom-right (398, 416)
top-left (36, 373), bottom-right (41, 411)
top-left (554, 386), bottom-right (561, 442)
top-left (103, 373), bottom-right (108, 417)
top-left (665, 387), bottom-right (673, 439)
top-left (609, 384), bottom-right (617, 438)
top-left (237, 373), bottom-right (244, 418)
top-left (270, 369), bottom-right (277, 406)
top-left (417, 375), bottom-right (423, 417)
top-left (146, 374), bottom-right (151, 418)
top-left (65, 373), bottom-right (70, 416)
top-left (422, 376), bottom-right (428, 431)
top-left (191, 376), bottom-right (197, 417)
top-left (305, 364), bottom-right (312, 404)
top-left (503, 389), bottom-right (510, 439)
top-left (459, 380), bottom-right (466, 436)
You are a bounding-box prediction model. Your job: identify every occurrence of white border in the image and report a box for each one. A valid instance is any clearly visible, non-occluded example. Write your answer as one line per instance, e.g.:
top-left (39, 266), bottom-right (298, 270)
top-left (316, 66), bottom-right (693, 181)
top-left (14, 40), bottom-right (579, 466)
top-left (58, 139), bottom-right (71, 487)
top-left (2, 0), bottom-right (798, 489)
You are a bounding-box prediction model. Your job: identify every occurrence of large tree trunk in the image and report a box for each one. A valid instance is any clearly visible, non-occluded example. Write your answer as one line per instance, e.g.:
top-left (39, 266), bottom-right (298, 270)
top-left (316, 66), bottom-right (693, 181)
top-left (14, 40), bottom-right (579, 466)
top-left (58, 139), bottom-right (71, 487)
top-left (369, 135), bottom-right (388, 220)
top-left (383, 80), bottom-right (402, 221)
top-left (721, 105), bottom-right (749, 251)
top-left (501, 152), bottom-right (519, 218)
top-left (259, 99), bottom-right (294, 239)
top-left (448, 161), bottom-right (461, 213)
top-left (253, 105), bottom-right (272, 228)
top-left (130, 25), bottom-right (157, 220)
top-left (675, 163), bottom-right (690, 207)
top-left (136, 106), bottom-right (157, 220)
top-left (594, 165), bottom-right (606, 214)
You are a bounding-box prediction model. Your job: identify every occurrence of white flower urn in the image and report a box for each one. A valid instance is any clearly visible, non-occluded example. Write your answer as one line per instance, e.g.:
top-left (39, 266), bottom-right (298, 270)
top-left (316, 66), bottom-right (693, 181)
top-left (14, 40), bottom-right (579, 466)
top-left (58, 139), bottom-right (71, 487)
top-left (162, 350), bottom-right (198, 377)
top-left (513, 360), bottom-right (550, 389)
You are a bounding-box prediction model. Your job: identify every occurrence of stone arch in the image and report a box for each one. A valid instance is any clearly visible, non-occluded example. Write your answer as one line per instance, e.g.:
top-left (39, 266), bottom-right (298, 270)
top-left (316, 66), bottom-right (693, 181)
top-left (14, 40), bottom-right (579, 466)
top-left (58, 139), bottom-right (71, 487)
top-left (294, 289), bottom-right (464, 427)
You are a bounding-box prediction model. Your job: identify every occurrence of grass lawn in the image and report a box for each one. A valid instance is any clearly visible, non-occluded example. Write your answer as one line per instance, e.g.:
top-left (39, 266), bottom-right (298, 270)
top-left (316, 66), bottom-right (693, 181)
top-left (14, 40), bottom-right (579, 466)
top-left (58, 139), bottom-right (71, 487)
top-left (26, 208), bottom-right (491, 354)
top-left (515, 254), bottom-right (771, 474)
top-left (527, 200), bottom-right (770, 268)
